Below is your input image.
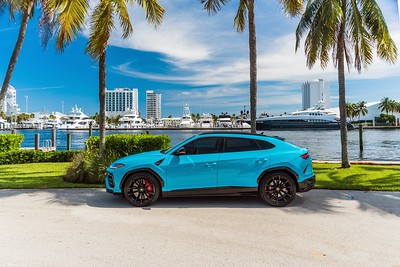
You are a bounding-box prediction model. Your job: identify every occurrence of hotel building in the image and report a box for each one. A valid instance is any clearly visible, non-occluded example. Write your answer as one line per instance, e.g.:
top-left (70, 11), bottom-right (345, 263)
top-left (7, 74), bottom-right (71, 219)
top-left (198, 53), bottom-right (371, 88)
top-left (105, 88), bottom-right (138, 117)
top-left (146, 90), bottom-right (161, 120)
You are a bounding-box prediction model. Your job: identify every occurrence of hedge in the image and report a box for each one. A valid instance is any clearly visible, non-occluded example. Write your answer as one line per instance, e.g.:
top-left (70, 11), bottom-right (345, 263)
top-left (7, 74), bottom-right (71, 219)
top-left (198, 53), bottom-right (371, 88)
top-left (0, 134), bottom-right (23, 153)
top-left (86, 133), bottom-right (171, 157)
top-left (0, 150), bottom-right (80, 165)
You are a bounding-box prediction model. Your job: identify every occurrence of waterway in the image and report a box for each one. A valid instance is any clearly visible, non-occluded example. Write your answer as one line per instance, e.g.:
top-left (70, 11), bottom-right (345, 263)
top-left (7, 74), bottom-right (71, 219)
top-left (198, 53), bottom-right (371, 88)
top-left (1, 128), bottom-right (399, 162)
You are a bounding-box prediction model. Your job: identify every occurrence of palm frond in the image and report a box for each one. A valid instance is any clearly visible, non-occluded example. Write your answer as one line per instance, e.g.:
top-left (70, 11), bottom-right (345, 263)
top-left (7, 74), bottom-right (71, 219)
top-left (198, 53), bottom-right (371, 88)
top-left (113, 0), bottom-right (133, 38)
top-left (233, 0), bottom-right (247, 32)
top-left (136, 0), bottom-right (164, 27)
top-left (279, 0), bottom-right (304, 17)
top-left (200, 0), bottom-right (230, 15)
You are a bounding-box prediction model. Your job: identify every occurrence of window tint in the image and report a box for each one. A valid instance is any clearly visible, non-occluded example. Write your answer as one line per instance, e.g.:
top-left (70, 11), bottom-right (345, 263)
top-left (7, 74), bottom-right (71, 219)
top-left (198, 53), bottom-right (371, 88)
top-left (224, 138), bottom-right (261, 152)
top-left (256, 140), bottom-right (276, 150)
top-left (184, 137), bottom-right (220, 155)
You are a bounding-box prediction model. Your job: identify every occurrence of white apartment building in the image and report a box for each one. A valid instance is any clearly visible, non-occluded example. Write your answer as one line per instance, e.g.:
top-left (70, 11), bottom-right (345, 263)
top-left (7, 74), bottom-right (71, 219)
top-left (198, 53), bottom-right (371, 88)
top-left (105, 88), bottom-right (138, 117)
top-left (0, 85), bottom-right (21, 115)
top-left (302, 79), bottom-right (330, 109)
top-left (146, 90), bottom-right (161, 120)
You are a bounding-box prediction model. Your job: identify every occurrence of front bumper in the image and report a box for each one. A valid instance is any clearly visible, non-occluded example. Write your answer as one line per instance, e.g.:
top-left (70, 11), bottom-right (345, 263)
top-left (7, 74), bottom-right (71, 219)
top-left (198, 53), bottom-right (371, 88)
top-left (298, 175), bottom-right (315, 192)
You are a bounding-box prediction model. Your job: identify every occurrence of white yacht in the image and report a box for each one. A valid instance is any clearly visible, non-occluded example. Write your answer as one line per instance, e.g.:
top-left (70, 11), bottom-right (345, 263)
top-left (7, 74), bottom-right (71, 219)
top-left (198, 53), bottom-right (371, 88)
top-left (179, 104), bottom-right (195, 128)
top-left (198, 113), bottom-right (214, 128)
top-left (118, 110), bottom-right (145, 128)
top-left (59, 106), bottom-right (95, 129)
top-left (256, 102), bottom-right (354, 130)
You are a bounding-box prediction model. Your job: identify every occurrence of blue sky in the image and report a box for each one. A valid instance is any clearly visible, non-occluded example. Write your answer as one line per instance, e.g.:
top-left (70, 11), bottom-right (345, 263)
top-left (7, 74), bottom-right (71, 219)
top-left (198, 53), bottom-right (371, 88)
top-left (1, 0), bottom-right (399, 117)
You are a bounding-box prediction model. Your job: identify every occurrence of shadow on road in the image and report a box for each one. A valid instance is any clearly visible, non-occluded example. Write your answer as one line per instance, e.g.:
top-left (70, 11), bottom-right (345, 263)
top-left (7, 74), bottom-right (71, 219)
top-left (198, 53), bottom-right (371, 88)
top-left (0, 188), bottom-right (399, 216)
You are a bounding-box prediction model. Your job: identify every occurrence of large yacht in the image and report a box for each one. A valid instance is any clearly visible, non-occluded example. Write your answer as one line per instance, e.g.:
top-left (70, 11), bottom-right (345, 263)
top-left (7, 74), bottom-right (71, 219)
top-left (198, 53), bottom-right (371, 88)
top-left (59, 106), bottom-right (95, 129)
top-left (256, 102), bottom-right (354, 130)
top-left (118, 109), bottom-right (145, 128)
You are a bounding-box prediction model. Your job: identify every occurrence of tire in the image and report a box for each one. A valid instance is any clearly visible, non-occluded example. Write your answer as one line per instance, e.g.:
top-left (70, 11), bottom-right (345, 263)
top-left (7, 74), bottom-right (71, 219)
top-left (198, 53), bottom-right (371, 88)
top-left (123, 172), bottom-right (160, 207)
top-left (259, 172), bottom-right (296, 207)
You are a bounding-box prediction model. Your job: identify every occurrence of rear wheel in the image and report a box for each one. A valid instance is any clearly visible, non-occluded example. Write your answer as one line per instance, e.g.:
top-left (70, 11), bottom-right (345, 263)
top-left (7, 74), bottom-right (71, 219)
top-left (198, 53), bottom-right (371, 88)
top-left (259, 172), bottom-right (296, 207)
top-left (123, 172), bottom-right (160, 207)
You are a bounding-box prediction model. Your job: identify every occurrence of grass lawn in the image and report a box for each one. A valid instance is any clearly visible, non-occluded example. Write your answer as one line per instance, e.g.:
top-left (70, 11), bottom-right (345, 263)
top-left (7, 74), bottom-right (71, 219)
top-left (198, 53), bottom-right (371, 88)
top-left (313, 163), bottom-right (400, 191)
top-left (0, 163), bottom-right (103, 189)
top-left (0, 162), bottom-right (399, 191)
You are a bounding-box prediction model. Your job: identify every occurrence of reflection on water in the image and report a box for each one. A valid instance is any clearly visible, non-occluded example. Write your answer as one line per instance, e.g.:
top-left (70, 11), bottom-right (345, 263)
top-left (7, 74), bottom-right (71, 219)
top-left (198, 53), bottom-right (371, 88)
top-left (1, 128), bottom-right (399, 161)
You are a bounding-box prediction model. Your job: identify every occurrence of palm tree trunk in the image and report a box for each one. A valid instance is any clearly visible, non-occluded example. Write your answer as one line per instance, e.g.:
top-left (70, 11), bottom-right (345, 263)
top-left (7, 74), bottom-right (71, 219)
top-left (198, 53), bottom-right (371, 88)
top-left (337, 5), bottom-right (350, 168)
top-left (248, 0), bottom-right (257, 134)
top-left (0, 1), bottom-right (34, 107)
top-left (99, 51), bottom-right (107, 156)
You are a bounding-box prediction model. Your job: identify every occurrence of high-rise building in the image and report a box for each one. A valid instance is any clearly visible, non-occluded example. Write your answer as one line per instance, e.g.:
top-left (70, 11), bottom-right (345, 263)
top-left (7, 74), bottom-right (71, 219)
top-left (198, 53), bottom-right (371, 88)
top-left (105, 88), bottom-right (138, 117)
top-left (302, 79), bottom-right (330, 109)
top-left (0, 85), bottom-right (21, 115)
top-left (146, 90), bottom-right (161, 120)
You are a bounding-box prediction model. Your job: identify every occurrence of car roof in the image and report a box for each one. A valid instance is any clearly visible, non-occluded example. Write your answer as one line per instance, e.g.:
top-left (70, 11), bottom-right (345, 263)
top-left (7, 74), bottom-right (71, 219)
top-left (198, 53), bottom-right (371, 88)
top-left (197, 131), bottom-right (285, 141)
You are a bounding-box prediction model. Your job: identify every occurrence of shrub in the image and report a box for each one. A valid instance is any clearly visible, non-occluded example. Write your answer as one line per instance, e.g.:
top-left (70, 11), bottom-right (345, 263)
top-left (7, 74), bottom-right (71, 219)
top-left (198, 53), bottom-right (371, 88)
top-left (86, 133), bottom-right (171, 157)
top-left (0, 134), bottom-right (24, 153)
top-left (66, 133), bottom-right (171, 184)
top-left (0, 150), bottom-right (79, 165)
top-left (375, 114), bottom-right (396, 124)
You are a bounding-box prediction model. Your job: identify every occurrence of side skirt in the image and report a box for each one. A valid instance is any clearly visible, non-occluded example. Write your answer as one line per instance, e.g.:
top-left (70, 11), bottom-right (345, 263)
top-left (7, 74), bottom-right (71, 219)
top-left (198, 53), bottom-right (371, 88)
top-left (163, 186), bottom-right (258, 197)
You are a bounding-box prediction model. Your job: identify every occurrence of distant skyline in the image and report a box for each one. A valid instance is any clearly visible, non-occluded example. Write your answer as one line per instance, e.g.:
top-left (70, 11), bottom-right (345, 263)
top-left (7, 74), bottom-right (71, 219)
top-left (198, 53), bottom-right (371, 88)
top-left (1, 0), bottom-right (399, 117)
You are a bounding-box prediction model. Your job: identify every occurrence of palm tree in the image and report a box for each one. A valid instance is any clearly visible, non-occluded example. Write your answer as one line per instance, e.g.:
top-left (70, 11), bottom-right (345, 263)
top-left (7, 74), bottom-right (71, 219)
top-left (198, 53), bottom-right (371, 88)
top-left (379, 97), bottom-right (392, 114)
top-left (356, 101), bottom-right (368, 122)
top-left (53, 0), bottom-right (164, 154)
top-left (346, 102), bottom-right (356, 121)
top-left (0, 0), bottom-right (35, 108)
top-left (295, 0), bottom-right (397, 168)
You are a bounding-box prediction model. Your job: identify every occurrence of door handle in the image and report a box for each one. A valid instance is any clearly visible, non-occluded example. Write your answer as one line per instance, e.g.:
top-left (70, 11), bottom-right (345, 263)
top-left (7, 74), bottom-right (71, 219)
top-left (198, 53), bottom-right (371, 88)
top-left (257, 158), bottom-right (268, 163)
top-left (205, 162), bottom-right (217, 167)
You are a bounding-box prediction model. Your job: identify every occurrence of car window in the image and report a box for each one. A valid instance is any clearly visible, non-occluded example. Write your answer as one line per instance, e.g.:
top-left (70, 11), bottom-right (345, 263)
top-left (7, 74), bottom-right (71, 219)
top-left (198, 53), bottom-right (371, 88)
top-left (223, 137), bottom-right (261, 153)
top-left (256, 140), bottom-right (276, 150)
top-left (184, 137), bottom-right (220, 155)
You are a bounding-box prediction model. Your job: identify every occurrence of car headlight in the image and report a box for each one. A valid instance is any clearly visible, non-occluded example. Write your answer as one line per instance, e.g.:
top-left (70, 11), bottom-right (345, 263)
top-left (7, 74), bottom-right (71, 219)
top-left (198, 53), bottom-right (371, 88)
top-left (109, 163), bottom-right (125, 169)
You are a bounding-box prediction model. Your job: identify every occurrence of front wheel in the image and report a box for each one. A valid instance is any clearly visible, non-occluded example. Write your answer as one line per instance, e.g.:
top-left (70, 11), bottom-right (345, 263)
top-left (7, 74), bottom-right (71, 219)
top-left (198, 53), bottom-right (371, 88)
top-left (123, 172), bottom-right (160, 207)
top-left (259, 172), bottom-right (296, 207)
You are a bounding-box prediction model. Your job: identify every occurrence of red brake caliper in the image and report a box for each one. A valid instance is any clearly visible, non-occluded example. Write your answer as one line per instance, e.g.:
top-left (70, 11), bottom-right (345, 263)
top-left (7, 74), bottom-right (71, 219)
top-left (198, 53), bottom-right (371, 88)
top-left (144, 180), bottom-right (153, 195)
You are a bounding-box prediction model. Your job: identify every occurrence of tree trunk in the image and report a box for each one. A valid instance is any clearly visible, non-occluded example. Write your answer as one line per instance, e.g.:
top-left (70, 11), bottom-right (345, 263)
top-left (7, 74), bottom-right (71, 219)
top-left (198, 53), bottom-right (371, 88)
top-left (248, 0), bottom-right (257, 134)
top-left (337, 4), bottom-right (350, 168)
top-left (99, 51), bottom-right (107, 156)
top-left (0, 1), bottom-right (34, 107)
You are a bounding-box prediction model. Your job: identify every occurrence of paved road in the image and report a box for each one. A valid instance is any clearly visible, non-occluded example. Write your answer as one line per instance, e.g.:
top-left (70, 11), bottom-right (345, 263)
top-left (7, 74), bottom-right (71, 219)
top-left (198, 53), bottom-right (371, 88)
top-left (0, 189), bottom-right (399, 267)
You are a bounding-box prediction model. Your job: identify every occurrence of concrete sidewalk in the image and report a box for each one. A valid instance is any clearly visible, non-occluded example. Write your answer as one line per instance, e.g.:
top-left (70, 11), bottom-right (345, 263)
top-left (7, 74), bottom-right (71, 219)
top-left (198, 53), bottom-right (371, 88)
top-left (0, 189), bottom-right (399, 266)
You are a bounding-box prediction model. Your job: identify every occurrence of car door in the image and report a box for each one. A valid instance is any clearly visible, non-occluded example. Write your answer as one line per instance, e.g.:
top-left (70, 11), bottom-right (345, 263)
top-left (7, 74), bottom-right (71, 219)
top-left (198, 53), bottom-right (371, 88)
top-left (165, 137), bottom-right (221, 194)
top-left (217, 137), bottom-right (272, 189)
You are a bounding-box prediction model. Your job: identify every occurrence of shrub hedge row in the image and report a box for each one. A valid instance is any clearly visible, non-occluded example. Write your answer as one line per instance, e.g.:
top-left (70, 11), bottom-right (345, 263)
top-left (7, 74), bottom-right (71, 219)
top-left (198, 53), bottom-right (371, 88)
top-left (0, 150), bottom-right (80, 165)
top-left (86, 133), bottom-right (171, 157)
top-left (0, 134), bottom-right (24, 153)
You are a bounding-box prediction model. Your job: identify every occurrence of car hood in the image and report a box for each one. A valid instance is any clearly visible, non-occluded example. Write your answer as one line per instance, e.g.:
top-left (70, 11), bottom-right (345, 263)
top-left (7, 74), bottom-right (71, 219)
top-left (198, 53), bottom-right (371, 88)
top-left (114, 150), bottom-right (165, 166)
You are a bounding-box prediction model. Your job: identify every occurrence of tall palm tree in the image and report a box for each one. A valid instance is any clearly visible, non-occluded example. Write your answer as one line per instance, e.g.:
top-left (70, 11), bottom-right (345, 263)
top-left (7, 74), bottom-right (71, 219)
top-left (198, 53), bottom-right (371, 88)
top-left (295, 0), bottom-right (397, 168)
top-left (85, 0), bottom-right (164, 155)
top-left (0, 0), bottom-right (35, 109)
top-left (200, 0), bottom-right (303, 134)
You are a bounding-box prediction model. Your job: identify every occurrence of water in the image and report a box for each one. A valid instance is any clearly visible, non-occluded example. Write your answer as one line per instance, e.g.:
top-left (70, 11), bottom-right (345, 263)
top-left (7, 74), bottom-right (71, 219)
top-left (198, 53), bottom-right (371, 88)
top-left (1, 128), bottom-right (399, 161)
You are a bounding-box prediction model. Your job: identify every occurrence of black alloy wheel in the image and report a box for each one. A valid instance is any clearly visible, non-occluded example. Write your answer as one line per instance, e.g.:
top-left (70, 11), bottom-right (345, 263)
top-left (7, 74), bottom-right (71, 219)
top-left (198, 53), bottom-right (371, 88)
top-left (123, 172), bottom-right (160, 207)
top-left (259, 172), bottom-right (296, 207)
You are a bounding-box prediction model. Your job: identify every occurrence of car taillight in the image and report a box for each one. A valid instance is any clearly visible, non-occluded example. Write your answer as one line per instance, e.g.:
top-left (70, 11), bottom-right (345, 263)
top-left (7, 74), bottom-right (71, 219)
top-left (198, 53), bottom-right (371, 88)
top-left (300, 153), bottom-right (310, 159)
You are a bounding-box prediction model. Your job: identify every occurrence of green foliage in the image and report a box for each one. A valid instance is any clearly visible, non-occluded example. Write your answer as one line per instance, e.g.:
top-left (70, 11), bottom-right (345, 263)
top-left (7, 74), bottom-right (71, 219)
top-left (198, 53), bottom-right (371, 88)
top-left (0, 150), bottom-right (79, 165)
top-left (0, 134), bottom-right (24, 153)
top-left (64, 150), bottom-right (118, 184)
top-left (66, 134), bottom-right (171, 184)
top-left (86, 133), bottom-right (171, 158)
top-left (374, 114), bottom-right (396, 124)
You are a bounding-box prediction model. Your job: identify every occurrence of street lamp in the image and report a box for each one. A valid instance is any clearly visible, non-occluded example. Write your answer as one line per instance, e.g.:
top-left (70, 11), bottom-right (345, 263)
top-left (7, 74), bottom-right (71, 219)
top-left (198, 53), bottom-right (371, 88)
top-left (24, 95), bottom-right (28, 113)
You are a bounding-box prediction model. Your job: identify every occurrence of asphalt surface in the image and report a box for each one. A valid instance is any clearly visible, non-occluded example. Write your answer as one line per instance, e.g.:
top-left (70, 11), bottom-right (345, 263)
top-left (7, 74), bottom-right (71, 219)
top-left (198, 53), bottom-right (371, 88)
top-left (0, 189), bottom-right (399, 267)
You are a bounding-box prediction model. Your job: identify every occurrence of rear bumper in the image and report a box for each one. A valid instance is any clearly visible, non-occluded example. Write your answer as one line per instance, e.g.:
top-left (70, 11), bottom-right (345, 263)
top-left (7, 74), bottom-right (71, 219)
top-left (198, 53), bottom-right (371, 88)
top-left (298, 176), bottom-right (315, 192)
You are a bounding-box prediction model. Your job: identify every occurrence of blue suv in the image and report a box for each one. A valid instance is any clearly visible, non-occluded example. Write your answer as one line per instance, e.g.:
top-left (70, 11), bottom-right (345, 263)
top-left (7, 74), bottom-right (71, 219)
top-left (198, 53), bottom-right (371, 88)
top-left (106, 132), bottom-right (315, 207)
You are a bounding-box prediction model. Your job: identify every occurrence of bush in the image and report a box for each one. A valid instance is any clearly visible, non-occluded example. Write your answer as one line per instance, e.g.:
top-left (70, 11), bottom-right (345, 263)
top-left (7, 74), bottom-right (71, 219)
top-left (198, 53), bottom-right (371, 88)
top-left (0, 150), bottom-right (80, 165)
top-left (0, 134), bottom-right (24, 153)
top-left (86, 133), bottom-right (171, 157)
top-left (375, 114), bottom-right (396, 124)
top-left (65, 133), bottom-right (171, 184)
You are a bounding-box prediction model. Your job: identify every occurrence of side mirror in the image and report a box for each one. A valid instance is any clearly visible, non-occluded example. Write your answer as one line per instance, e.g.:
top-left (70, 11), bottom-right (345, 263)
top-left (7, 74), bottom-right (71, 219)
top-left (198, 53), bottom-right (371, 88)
top-left (176, 147), bottom-right (186, 155)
